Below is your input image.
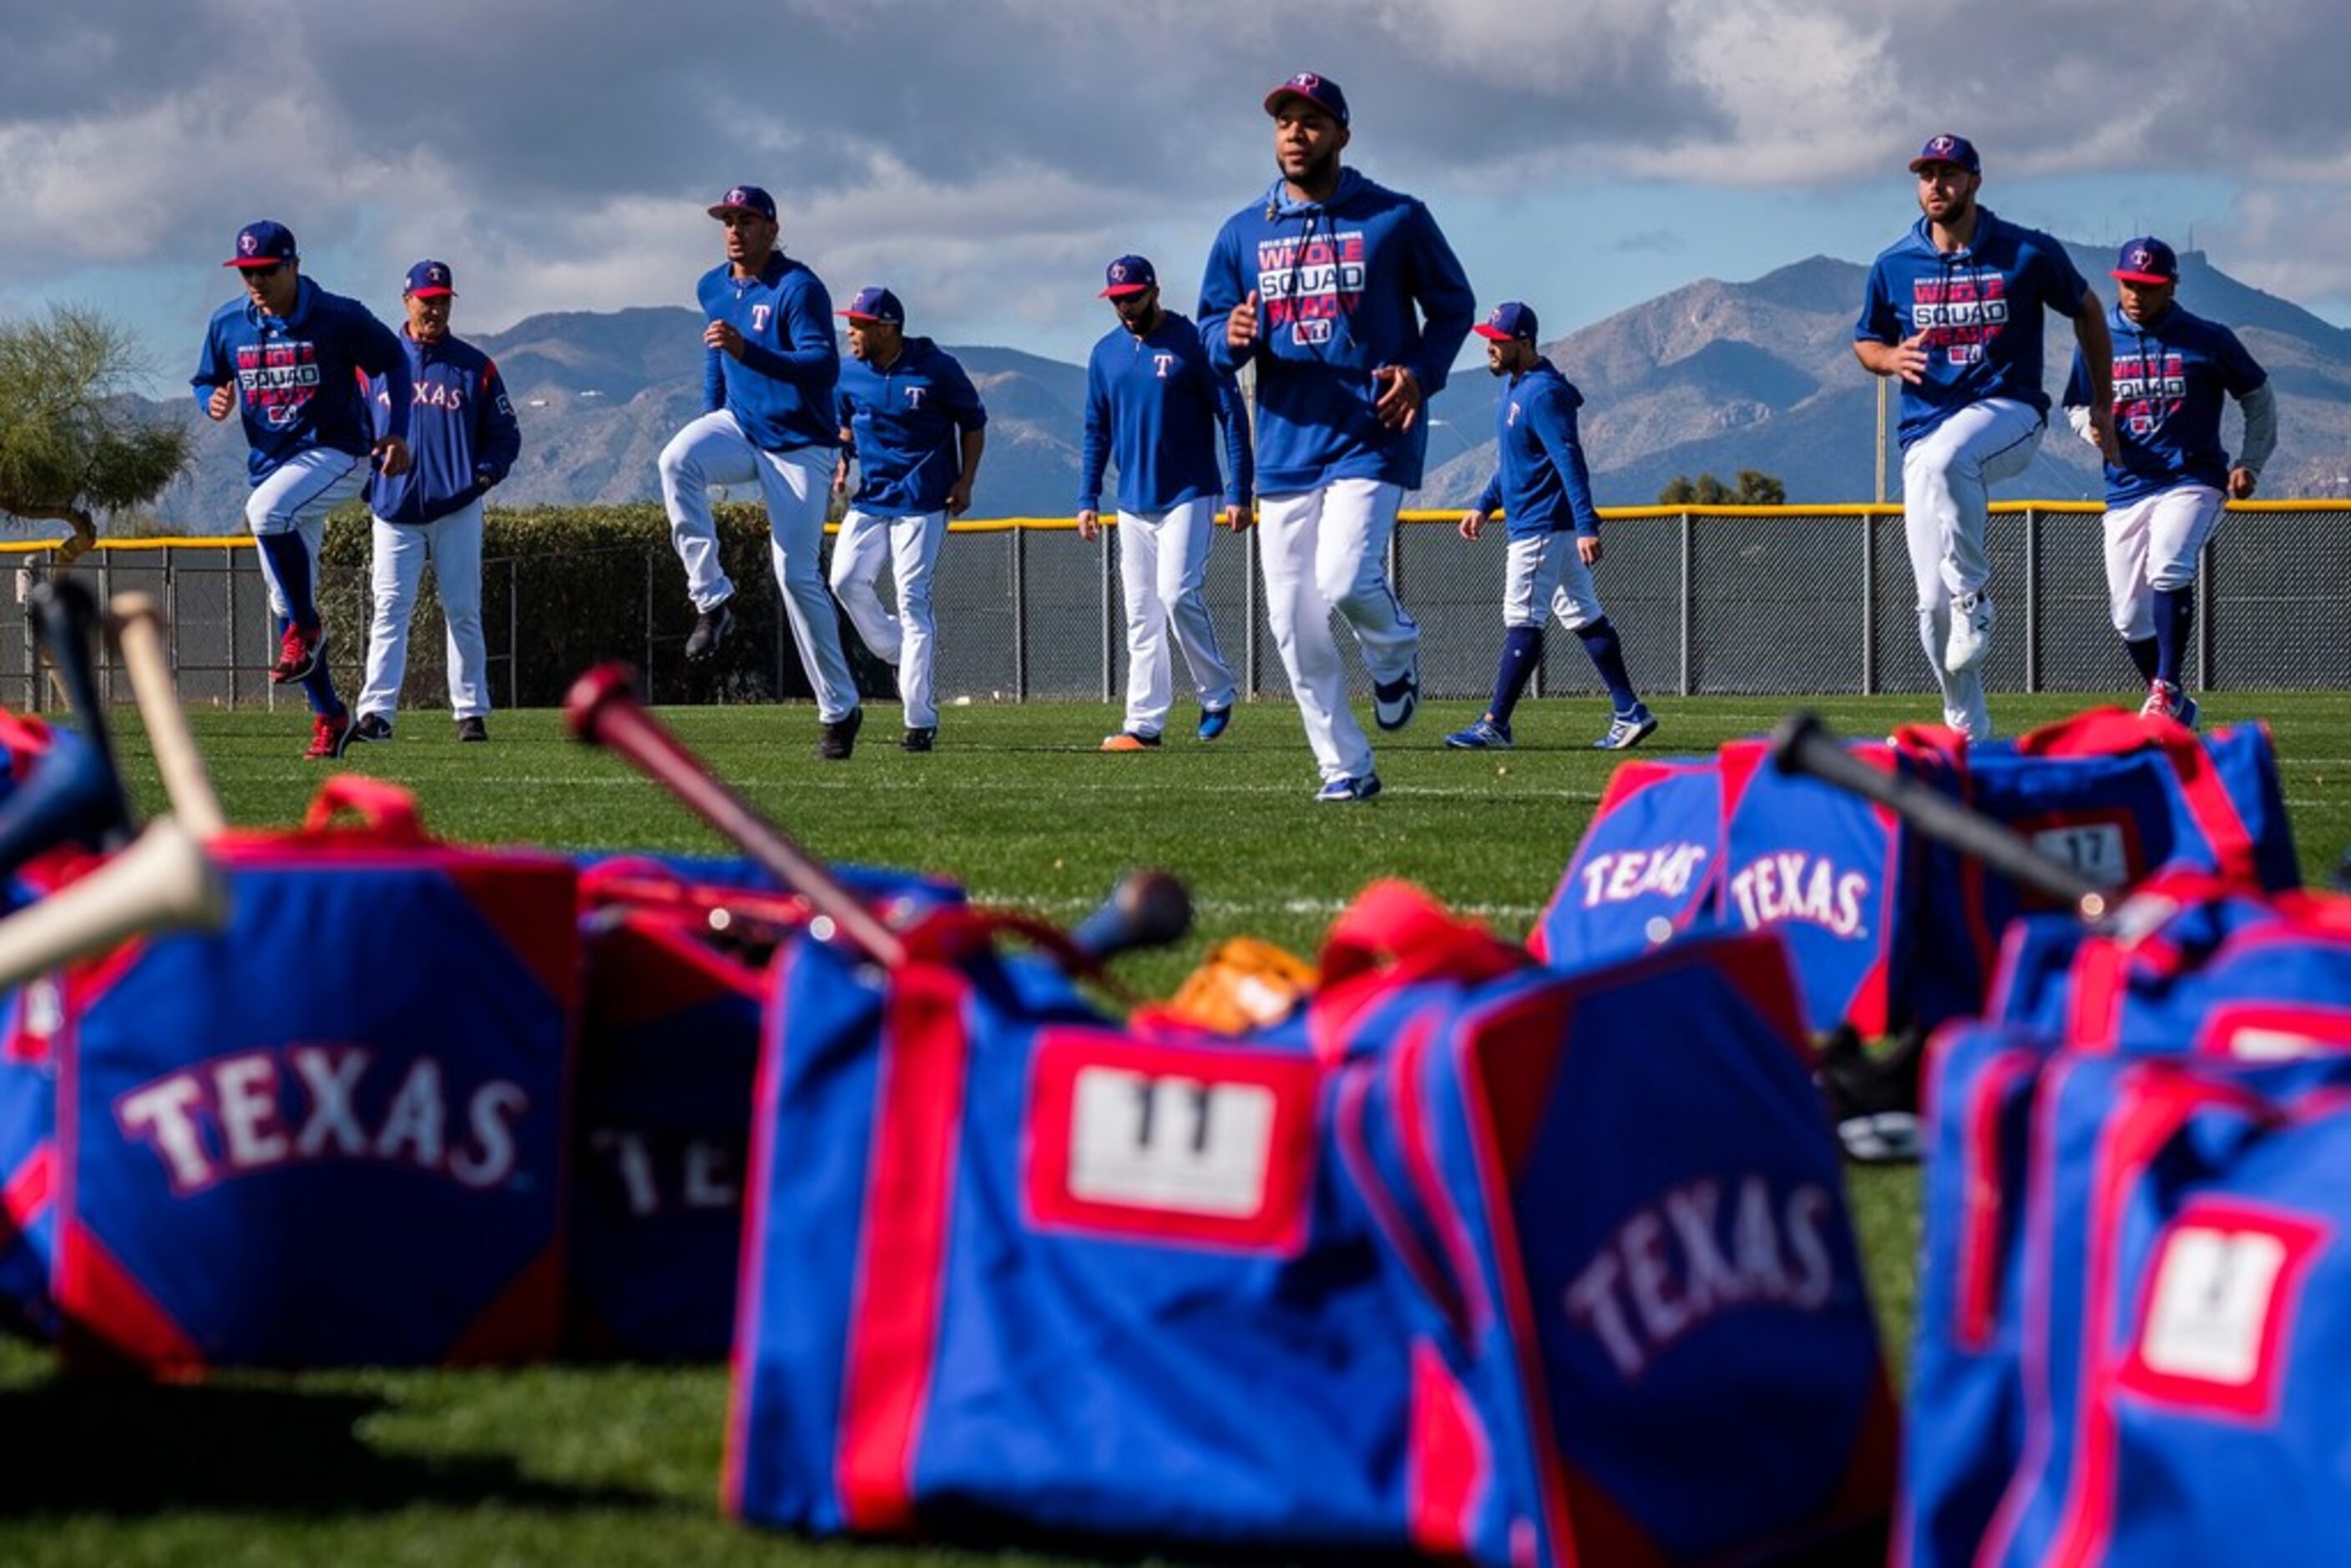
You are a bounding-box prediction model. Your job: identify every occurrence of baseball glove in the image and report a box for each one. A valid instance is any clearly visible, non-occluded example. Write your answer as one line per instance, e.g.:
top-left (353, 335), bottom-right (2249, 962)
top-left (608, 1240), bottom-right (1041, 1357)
top-left (1155, 934), bottom-right (1318, 1033)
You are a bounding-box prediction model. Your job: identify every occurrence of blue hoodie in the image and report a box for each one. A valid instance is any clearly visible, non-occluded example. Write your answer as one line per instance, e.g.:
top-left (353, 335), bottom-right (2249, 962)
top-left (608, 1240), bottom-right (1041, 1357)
top-left (836, 337), bottom-right (987, 516)
top-left (192, 276), bottom-right (411, 483)
top-left (1472, 358), bottom-right (1600, 539)
top-left (2062, 301), bottom-right (2267, 506)
top-left (699, 252), bottom-right (841, 453)
top-left (365, 329), bottom-right (522, 525)
top-left (1855, 209), bottom-right (2089, 448)
top-left (1079, 309), bottom-right (1251, 515)
top-left (1198, 169), bottom-right (1475, 493)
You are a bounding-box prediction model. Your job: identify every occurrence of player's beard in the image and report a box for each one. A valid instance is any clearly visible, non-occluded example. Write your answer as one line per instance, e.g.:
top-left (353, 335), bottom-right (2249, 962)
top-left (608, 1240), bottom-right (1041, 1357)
top-left (1279, 148), bottom-right (1341, 201)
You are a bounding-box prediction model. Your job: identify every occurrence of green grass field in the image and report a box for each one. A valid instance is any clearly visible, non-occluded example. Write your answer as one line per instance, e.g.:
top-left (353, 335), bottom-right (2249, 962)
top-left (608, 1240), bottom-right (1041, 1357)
top-left (4, 690), bottom-right (2347, 1565)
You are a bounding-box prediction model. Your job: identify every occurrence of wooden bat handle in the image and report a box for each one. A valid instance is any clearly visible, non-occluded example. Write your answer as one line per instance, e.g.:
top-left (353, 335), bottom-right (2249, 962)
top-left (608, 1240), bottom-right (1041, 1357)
top-left (107, 594), bottom-right (228, 840)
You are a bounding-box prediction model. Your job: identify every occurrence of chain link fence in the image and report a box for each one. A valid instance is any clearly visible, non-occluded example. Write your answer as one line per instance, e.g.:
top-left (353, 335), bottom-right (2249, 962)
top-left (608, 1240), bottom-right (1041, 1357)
top-left (6, 502), bottom-right (2344, 712)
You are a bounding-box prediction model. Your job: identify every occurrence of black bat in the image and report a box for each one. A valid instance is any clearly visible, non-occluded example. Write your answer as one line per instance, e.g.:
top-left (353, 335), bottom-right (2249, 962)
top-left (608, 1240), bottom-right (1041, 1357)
top-left (1069, 867), bottom-right (1195, 964)
top-left (0, 579), bottom-right (138, 874)
top-left (1768, 710), bottom-right (2116, 923)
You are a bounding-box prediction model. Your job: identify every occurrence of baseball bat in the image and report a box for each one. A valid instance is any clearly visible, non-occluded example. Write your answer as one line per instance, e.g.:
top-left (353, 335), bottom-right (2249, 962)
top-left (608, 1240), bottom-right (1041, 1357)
top-left (105, 593), bottom-right (228, 841)
top-left (1069, 867), bottom-right (1194, 964)
top-left (0, 817), bottom-right (229, 989)
top-left (564, 663), bottom-right (908, 967)
top-left (1769, 710), bottom-right (2115, 923)
top-left (27, 579), bottom-right (135, 853)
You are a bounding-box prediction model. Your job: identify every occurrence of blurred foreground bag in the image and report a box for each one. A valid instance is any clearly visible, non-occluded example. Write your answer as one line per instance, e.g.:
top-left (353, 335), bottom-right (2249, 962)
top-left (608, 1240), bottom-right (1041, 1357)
top-left (567, 852), bottom-right (959, 1360)
top-left (1905, 1035), bottom-right (2351, 1566)
top-left (728, 879), bottom-right (1892, 1564)
top-left (43, 776), bottom-right (577, 1373)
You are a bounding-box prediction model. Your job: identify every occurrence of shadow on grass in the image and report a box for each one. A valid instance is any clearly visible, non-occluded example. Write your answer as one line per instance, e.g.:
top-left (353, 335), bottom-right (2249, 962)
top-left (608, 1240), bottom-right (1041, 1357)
top-left (0, 1375), bottom-right (658, 1517)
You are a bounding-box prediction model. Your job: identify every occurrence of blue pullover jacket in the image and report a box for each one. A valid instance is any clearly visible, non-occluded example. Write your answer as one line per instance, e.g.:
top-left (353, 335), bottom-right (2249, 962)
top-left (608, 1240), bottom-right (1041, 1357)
top-left (1854, 209), bottom-right (2089, 448)
top-left (836, 337), bottom-right (988, 517)
top-left (699, 253), bottom-right (841, 452)
top-left (1079, 309), bottom-right (1252, 514)
top-left (1197, 169), bottom-right (1475, 493)
top-left (1472, 359), bottom-right (1600, 539)
top-left (192, 276), bottom-right (411, 483)
top-left (365, 329), bottom-right (522, 525)
top-left (2062, 301), bottom-right (2268, 506)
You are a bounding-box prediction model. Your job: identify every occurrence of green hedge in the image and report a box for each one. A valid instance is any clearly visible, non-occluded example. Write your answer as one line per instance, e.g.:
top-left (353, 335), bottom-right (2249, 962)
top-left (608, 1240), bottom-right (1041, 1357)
top-left (313, 503), bottom-right (898, 709)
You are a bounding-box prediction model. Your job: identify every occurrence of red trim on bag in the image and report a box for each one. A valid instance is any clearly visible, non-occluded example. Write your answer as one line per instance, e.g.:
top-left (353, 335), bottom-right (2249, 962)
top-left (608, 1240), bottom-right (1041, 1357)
top-left (1407, 1337), bottom-right (1489, 1558)
top-left (585, 917), bottom-right (766, 1033)
top-left (445, 862), bottom-right (582, 1009)
top-left (300, 775), bottom-right (428, 839)
top-left (1956, 1049), bottom-right (2040, 1351)
top-left (442, 1245), bottom-right (564, 1365)
top-left (1394, 1019), bottom-right (1495, 1338)
top-left (1023, 1029), bottom-right (1321, 1253)
top-left (2064, 938), bottom-right (2131, 1049)
top-left (1, 1142), bottom-right (52, 1254)
top-left (1312, 881), bottom-right (1523, 1058)
top-left (2016, 711), bottom-right (2263, 886)
top-left (1449, 1025), bottom-right (1581, 1565)
top-left (1994, 1065), bottom-right (2239, 1567)
top-left (836, 961), bottom-right (969, 1535)
top-left (1333, 1032), bottom-right (1469, 1335)
top-left (57, 1218), bottom-right (208, 1373)
top-left (2199, 1001), bottom-right (2351, 1060)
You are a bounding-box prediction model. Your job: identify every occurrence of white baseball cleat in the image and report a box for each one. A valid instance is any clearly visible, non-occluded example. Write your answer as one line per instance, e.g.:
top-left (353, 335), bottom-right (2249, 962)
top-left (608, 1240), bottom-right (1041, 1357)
top-left (1944, 591), bottom-right (1996, 675)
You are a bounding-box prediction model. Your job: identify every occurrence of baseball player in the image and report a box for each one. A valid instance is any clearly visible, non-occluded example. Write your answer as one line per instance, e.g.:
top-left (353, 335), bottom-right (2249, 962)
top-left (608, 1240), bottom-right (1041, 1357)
top-left (1078, 254), bottom-right (1250, 751)
top-left (192, 220), bottom-right (412, 759)
top-left (655, 184), bottom-right (864, 760)
top-left (2061, 237), bottom-right (2276, 728)
top-left (354, 261), bottom-right (519, 744)
top-left (1448, 302), bottom-right (1656, 752)
top-left (830, 287), bottom-right (988, 753)
top-left (1854, 134), bottom-right (2117, 739)
top-left (1197, 70), bottom-right (1476, 802)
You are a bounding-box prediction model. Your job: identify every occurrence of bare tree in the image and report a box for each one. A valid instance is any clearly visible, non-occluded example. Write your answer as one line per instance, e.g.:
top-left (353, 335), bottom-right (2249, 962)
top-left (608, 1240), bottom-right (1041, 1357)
top-left (0, 306), bottom-right (192, 571)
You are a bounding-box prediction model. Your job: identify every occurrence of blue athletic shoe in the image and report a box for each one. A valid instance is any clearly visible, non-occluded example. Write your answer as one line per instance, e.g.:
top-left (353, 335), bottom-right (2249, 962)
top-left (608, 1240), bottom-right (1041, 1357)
top-left (1197, 705), bottom-right (1232, 741)
top-left (1371, 659), bottom-right (1419, 732)
top-left (1444, 717), bottom-right (1513, 751)
top-left (1595, 704), bottom-right (1659, 751)
top-left (1314, 773), bottom-right (1383, 803)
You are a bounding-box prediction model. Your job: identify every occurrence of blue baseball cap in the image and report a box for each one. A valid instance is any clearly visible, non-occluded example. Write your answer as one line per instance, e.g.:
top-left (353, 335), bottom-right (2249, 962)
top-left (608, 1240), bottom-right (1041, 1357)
top-left (225, 220), bottom-right (298, 269)
top-left (1472, 301), bottom-right (1540, 342)
top-left (403, 260), bottom-right (456, 299)
top-left (2112, 236), bottom-right (2179, 285)
top-left (1100, 255), bottom-right (1157, 298)
top-left (839, 286), bottom-right (903, 325)
top-left (1264, 70), bottom-right (1349, 127)
top-left (1909, 134), bottom-right (1980, 175)
top-left (707, 184), bottom-right (777, 221)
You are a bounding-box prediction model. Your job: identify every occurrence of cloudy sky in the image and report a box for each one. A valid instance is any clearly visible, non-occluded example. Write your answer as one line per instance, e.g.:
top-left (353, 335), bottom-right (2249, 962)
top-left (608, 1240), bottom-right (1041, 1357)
top-left (7, 0), bottom-right (2349, 389)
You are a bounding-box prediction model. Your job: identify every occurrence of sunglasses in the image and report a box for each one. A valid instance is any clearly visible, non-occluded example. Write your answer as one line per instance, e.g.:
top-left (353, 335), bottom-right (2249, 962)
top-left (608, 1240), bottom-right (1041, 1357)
top-left (240, 261), bottom-right (288, 280)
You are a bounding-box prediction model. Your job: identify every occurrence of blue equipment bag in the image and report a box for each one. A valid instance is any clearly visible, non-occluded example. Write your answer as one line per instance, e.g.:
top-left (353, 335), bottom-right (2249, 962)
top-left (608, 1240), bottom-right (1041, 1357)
top-left (1972, 1053), bottom-right (2351, 1566)
top-left (1529, 757), bottom-right (1721, 970)
top-left (50, 777), bottom-right (576, 1373)
top-left (568, 852), bottom-right (959, 1360)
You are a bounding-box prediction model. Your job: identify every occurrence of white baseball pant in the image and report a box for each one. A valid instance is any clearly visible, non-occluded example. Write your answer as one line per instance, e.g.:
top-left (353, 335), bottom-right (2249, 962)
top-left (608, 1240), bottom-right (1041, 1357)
top-left (358, 502), bottom-right (489, 721)
top-left (2103, 483), bottom-right (2224, 640)
top-left (1503, 530), bottom-right (1605, 631)
top-left (1256, 478), bottom-right (1419, 783)
top-left (1902, 397), bottom-right (2044, 738)
top-left (656, 410), bottom-right (860, 722)
top-left (1115, 498), bottom-right (1237, 736)
top-left (831, 507), bottom-right (948, 731)
top-left (245, 448), bottom-right (367, 620)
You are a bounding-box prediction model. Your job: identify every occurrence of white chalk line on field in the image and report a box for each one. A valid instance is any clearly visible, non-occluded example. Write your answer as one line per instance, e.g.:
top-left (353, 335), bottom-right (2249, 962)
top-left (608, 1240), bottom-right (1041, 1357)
top-left (970, 891), bottom-right (1547, 922)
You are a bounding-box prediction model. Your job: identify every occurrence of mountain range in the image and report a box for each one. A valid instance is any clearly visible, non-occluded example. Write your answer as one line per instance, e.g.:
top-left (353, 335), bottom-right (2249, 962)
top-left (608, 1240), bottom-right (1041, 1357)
top-left (100, 244), bottom-right (2351, 535)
